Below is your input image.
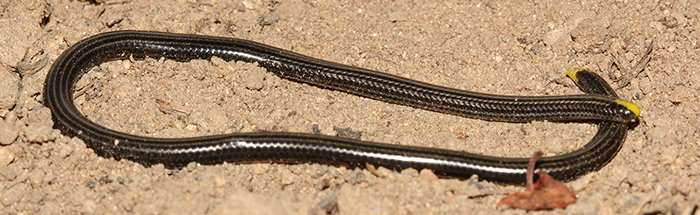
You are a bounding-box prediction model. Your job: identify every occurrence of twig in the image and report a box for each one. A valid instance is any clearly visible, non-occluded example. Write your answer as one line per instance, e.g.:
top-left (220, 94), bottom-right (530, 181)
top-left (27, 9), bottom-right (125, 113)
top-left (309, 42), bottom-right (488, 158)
top-left (610, 41), bottom-right (654, 89)
top-left (527, 151), bottom-right (544, 191)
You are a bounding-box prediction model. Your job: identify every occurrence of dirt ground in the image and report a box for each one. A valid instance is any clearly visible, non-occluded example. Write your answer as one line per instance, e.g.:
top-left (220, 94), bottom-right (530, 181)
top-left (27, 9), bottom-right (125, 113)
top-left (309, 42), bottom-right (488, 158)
top-left (0, 0), bottom-right (698, 214)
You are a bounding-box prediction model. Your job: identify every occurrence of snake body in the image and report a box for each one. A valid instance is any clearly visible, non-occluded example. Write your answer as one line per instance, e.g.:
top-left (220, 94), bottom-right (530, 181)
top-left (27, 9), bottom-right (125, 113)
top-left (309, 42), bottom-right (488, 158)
top-left (43, 31), bottom-right (639, 184)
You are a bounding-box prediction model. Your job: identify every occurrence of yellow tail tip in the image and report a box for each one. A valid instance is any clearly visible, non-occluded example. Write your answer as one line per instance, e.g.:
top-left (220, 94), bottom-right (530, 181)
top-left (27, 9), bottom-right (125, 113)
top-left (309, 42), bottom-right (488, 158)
top-left (564, 68), bottom-right (589, 83)
top-left (614, 99), bottom-right (641, 118)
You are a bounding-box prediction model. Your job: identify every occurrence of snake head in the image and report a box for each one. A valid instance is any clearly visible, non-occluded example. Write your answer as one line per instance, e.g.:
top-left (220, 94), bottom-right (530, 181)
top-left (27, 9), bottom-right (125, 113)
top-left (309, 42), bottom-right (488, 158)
top-left (565, 68), bottom-right (641, 128)
top-left (614, 99), bottom-right (641, 128)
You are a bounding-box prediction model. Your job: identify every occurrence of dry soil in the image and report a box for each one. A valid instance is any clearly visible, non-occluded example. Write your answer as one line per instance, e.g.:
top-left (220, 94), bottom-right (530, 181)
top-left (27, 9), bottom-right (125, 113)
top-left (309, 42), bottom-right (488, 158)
top-left (0, 0), bottom-right (698, 214)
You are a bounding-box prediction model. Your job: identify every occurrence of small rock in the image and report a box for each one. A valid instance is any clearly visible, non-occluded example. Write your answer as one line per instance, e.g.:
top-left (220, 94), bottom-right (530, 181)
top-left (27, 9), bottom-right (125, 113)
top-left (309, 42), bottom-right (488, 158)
top-left (26, 107), bottom-right (54, 127)
top-left (543, 29), bottom-right (570, 47)
top-left (23, 124), bottom-right (58, 143)
top-left (419, 169), bottom-right (438, 182)
top-left (210, 56), bottom-right (227, 65)
top-left (0, 65), bottom-right (19, 110)
top-left (659, 15), bottom-right (679, 28)
top-left (310, 123), bottom-right (322, 134)
top-left (54, 142), bottom-right (74, 159)
top-left (314, 192), bottom-right (339, 214)
top-left (240, 0), bottom-right (260, 10)
top-left (400, 168), bottom-right (419, 177)
top-left (0, 147), bottom-right (15, 166)
top-left (517, 34), bottom-right (537, 45)
top-left (366, 166), bottom-right (393, 179)
top-left (465, 175), bottom-right (486, 191)
top-left (0, 120), bottom-right (19, 145)
top-left (258, 13), bottom-right (280, 26)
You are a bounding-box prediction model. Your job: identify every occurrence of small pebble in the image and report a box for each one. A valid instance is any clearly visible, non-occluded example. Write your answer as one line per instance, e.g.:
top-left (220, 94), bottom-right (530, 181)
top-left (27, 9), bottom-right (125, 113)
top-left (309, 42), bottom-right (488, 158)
top-left (315, 192), bottom-right (338, 214)
top-left (660, 15), bottom-right (679, 28)
top-left (54, 142), bottom-right (75, 158)
top-left (516, 34), bottom-right (537, 45)
top-left (0, 147), bottom-right (15, 166)
top-left (0, 120), bottom-right (19, 145)
top-left (23, 124), bottom-right (57, 143)
top-left (310, 123), bottom-right (322, 134)
top-left (400, 168), bottom-right (419, 177)
top-left (240, 0), bottom-right (259, 10)
top-left (258, 13), bottom-right (280, 26)
top-left (26, 107), bottom-right (54, 127)
top-left (419, 169), bottom-right (438, 182)
top-left (543, 28), bottom-right (569, 47)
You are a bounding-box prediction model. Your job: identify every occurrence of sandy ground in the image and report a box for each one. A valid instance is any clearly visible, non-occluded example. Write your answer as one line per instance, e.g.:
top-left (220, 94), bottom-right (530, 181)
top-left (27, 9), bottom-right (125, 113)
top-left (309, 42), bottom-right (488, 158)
top-left (0, 0), bottom-right (698, 214)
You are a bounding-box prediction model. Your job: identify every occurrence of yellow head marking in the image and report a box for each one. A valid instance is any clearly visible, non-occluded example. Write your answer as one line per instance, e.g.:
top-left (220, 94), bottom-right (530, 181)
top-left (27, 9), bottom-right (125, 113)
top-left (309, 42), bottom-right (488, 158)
top-left (564, 68), bottom-right (591, 83)
top-left (614, 99), bottom-right (641, 117)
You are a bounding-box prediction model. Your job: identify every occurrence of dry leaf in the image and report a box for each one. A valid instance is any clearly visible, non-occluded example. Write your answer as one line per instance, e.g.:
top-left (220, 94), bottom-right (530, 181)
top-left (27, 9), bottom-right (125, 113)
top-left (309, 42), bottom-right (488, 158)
top-left (497, 151), bottom-right (577, 210)
top-left (498, 172), bottom-right (577, 210)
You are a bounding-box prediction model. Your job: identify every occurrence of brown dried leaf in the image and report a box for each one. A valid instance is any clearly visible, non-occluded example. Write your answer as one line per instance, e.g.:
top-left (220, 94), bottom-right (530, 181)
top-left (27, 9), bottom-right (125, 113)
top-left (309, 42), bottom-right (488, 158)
top-left (498, 172), bottom-right (577, 210)
top-left (497, 151), bottom-right (577, 210)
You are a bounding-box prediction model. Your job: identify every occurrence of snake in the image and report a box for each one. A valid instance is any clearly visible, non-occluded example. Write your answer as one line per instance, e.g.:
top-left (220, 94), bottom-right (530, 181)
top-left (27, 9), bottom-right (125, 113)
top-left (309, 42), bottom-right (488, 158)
top-left (43, 31), bottom-right (640, 184)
